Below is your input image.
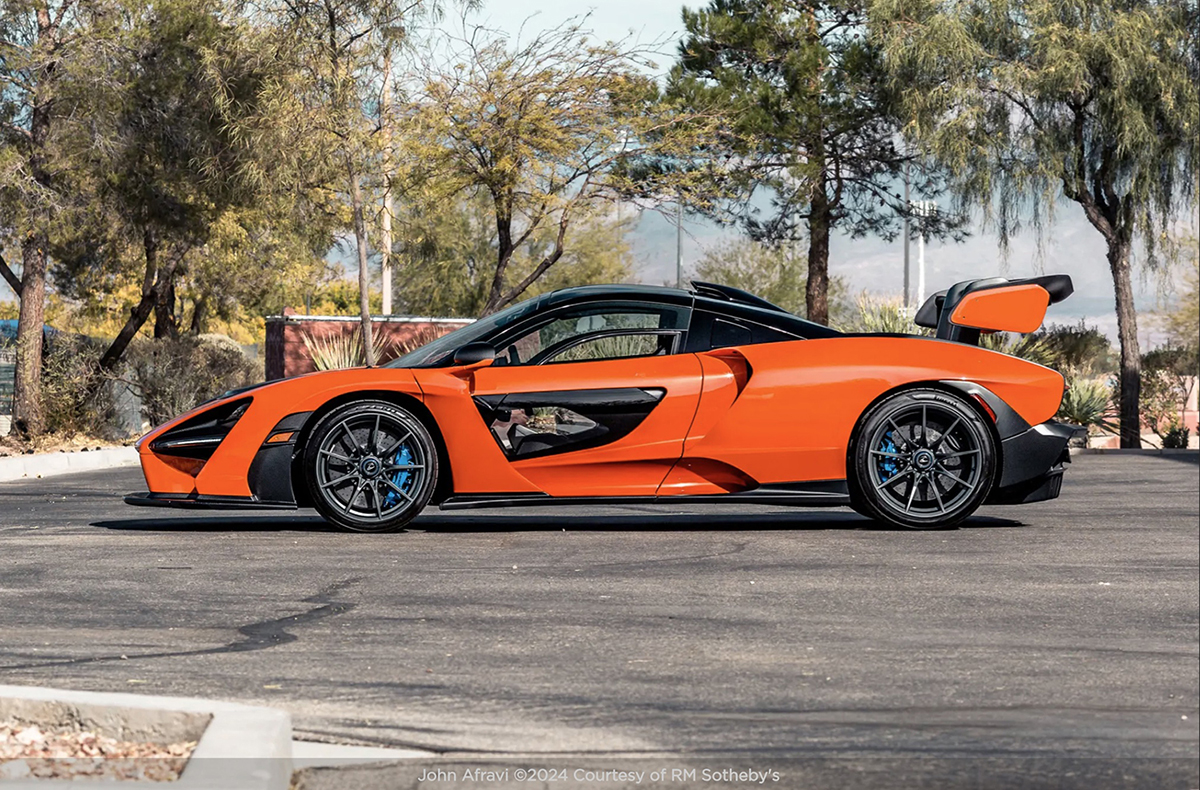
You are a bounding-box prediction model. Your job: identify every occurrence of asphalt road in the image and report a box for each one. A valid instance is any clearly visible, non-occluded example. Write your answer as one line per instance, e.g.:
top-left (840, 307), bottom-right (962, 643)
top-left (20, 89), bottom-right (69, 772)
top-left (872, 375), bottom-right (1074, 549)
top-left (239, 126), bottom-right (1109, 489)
top-left (0, 454), bottom-right (1197, 789)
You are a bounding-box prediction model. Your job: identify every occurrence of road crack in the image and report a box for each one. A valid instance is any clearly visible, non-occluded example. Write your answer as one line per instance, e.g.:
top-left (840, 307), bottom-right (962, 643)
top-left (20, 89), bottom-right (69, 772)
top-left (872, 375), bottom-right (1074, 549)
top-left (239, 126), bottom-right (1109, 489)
top-left (0, 577), bottom-right (359, 672)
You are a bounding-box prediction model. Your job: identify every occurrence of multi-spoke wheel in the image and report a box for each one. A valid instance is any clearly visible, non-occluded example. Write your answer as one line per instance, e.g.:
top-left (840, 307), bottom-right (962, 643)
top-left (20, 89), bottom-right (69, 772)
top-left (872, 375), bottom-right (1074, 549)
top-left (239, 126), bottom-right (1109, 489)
top-left (303, 400), bottom-right (438, 532)
top-left (849, 388), bottom-right (995, 529)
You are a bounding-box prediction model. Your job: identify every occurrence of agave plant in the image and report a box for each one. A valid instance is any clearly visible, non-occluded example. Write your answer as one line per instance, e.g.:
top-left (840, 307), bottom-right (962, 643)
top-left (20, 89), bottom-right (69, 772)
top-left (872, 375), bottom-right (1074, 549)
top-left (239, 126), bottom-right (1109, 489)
top-left (1056, 377), bottom-right (1118, 445)
top-left (979, 331), bottom-right (1058, 367)
top-left (303, 329), bottom-right (394, 371)
top-left (841, 295), bottom-right (928, 335)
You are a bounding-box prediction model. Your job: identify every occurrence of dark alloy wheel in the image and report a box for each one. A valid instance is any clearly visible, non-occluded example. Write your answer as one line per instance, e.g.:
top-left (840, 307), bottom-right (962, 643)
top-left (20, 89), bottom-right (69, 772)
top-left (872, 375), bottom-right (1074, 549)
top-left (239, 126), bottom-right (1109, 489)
top-left (849, 388), bottom-right (996, 529)
top-left (304, 400), bottom-right (438, 532)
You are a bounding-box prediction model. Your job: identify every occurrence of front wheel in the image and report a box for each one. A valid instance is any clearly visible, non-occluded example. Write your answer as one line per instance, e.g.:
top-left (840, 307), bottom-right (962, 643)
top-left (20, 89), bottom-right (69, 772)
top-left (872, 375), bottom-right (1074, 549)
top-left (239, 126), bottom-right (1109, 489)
top-left (304, 400), bottom-right (438, 532)
top-left (849, 388), bottom-right (996, 529)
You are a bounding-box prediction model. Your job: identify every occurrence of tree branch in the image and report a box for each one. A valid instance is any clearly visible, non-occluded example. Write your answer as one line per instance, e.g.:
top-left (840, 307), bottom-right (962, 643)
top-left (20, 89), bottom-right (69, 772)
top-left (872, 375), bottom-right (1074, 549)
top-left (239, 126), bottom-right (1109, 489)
top-left (0, 252), bottom-right (22, 298)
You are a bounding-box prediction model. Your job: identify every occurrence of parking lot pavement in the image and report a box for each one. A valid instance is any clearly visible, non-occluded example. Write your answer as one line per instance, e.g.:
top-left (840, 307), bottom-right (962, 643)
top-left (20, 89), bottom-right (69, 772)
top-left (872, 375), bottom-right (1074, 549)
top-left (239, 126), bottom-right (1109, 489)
top-left (0, 455), bottom-right (1196, 786)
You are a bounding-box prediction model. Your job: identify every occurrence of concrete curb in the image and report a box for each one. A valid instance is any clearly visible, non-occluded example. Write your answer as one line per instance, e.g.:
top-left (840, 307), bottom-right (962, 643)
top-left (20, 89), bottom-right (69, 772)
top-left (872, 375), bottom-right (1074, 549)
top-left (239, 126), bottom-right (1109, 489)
top-left (0, 684), bottom-right (291, 790)
top-left (0, 447), bottom-right (139, 483)
top-left (1069, 447), bottom-right (1200, 456)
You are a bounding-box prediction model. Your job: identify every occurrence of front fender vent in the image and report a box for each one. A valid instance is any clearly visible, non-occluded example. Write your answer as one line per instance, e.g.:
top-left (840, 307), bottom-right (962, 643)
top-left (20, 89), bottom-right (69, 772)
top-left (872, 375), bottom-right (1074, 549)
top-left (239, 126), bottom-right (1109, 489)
top-left (149, 398), bottom-right (252, 461)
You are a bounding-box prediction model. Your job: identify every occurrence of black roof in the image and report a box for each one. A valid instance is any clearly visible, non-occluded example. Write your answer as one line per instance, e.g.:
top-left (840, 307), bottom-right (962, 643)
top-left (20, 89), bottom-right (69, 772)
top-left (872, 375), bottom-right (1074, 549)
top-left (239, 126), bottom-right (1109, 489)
top-left (538, 283), bottom-right (841, 339)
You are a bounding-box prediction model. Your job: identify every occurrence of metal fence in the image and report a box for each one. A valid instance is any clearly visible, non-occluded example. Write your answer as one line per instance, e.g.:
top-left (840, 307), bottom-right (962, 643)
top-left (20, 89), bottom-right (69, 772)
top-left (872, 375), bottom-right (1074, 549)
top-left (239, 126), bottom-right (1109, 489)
top-left (0, 347), bottom-right (14, 436)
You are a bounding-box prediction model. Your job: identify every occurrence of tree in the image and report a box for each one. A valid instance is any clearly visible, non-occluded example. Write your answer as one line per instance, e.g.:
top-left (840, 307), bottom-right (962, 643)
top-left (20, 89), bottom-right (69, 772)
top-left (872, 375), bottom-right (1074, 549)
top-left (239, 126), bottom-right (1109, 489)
top-left (406, 17), bottom-right (728, 315)
top-left (266, 0), bottom-right (449, 364)
top-left (872, 0), bottom-right (1199, 447)
top-left (693, 237), bottom-right (851, 322)
top-left (1161, 232), bottom-right (1198, 354)
top-left (668, 0), bottom-right (962, 325)
top-left (390, 193), bottom-right (633, 317)
top-left (0, 0), bottom-right (95, 435)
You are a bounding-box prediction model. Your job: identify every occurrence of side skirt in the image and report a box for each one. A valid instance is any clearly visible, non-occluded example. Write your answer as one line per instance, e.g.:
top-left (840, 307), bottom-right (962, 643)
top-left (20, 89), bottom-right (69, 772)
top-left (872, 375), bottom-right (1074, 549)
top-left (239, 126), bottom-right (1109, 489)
top-left (439, 481), bottom-right (851, 511)
top-left (125, 492), bottom-right (298, 510)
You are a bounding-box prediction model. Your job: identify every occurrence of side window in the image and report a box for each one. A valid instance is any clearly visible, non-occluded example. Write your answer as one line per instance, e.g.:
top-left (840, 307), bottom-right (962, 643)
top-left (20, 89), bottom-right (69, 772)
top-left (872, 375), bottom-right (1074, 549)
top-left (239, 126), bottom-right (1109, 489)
top-left (495, 304), bottom-right (688, 366)
top-left (751, 323), bottom-right (798, 344)
top-left (545, 332), bottom-right (669, 364)
top-left (711, 319), bottom-right (752, 349)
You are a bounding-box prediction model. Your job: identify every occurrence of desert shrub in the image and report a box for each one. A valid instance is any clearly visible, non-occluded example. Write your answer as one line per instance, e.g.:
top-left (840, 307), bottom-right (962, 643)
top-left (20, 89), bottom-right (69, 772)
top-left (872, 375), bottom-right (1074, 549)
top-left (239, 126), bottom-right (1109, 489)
top-left (40, 333), bottom-right (120, 439)
top-left (1139, 344), bottom-right (1198, 447)
top-left (840, 295), bottom-right (927, 335)
top-left (302, 328), bottom-right (393, 371)
top-left (1056, 377), bottom-right (1117, 441)
top-left (125, 335), bottom-right (259, 426)
top-left (1035, 321), bottom-right (1115, 376)
top-left (979, 332), bottom-right (1057, 367)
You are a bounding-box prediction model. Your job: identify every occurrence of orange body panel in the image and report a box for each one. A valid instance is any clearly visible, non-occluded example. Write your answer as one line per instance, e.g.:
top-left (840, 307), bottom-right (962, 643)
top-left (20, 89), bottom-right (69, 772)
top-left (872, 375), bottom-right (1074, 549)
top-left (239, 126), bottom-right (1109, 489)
top-left (138, 335), bottom-right (1064, 503)
top-left (139, 367), bottom-right (423, 496)
top-left (949, 284), bottom-right (1050, 334)
top-left (667, 337), bottom-right (1062, 489)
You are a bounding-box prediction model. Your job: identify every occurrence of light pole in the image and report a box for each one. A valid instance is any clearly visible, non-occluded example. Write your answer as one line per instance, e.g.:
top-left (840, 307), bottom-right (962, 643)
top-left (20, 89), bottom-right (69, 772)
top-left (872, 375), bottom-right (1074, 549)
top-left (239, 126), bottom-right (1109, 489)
top-left (902, 164), bottom-right (910, 308)
top-left (675, 196), bottom-right (683, 289)
top-left (910, 199), bottom-right (938, 306)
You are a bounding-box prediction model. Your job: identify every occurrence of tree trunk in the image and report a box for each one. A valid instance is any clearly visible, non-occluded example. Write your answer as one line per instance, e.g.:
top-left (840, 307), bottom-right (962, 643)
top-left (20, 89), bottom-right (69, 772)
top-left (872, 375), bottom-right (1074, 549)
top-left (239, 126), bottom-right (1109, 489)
top-left (349, 169), bottom-right (376, 366)
top-left (99, 233), bottom-right (182, 371)
top-left (12, 235), bottom-right (48, 436)
top-left (1107, 237), bottom-right (1141, 448)
top-left (806, 171), bottom-right (831, 325)
top-left (380, 51), bottom-right (394, 316)
top-left (190, 297), bottom-right (207, 335)
top-left (154, 278), bottom-right (177, 338)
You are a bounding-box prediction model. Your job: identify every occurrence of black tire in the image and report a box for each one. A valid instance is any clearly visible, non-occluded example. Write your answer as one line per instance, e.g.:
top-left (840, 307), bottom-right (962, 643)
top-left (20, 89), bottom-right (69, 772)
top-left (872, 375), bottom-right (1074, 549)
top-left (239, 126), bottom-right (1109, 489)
top-left (303, 399), bottom-right (438, 533)
top-left (849, 388), bottom-right (995, 529)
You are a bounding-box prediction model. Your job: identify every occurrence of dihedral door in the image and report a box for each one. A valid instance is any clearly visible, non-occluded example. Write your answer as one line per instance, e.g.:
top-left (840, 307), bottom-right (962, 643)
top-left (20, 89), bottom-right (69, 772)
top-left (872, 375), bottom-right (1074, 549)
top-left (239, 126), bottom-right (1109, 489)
top-left (469, 355), bottom-right (704, 497)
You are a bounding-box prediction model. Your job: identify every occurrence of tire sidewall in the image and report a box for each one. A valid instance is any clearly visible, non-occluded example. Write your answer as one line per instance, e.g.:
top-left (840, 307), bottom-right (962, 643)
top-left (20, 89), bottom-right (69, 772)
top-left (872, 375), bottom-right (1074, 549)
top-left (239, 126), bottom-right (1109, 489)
top-left (304, 400), bottom-right (438, 532)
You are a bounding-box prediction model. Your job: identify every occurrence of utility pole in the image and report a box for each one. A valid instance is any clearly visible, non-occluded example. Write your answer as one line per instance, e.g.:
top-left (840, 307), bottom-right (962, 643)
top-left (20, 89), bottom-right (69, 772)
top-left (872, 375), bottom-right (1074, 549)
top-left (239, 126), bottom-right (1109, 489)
top-left (675, 197), bottom-right (683, 289)
top-left (902, 164), bottom-right (910, 308)
top-left (380, 49), bottom-right (394, 316)
top-left (910, 200), bottom-right (938, 307)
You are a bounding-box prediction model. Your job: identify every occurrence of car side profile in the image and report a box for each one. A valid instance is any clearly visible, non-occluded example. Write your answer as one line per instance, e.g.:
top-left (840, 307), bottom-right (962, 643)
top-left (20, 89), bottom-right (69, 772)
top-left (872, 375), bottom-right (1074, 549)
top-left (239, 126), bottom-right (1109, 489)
top-left (127, 275), bottom-right (1079, 531)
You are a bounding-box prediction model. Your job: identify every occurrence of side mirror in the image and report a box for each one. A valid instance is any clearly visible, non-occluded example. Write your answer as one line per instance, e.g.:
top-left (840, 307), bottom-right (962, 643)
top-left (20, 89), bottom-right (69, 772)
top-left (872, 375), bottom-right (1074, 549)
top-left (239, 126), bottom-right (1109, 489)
top-left (453, 341), bottom-right (496, 366)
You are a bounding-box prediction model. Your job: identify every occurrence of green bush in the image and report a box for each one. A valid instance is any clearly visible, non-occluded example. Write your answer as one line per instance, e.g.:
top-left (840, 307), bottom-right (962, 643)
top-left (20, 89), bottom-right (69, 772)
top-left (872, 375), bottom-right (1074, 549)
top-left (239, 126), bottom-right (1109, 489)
top-left (1056, 377), bottom-right (1117, 441)
top-left (40, 333), bottom-right (120, 439)
top-left (125, 335), bottom-right (260, 426)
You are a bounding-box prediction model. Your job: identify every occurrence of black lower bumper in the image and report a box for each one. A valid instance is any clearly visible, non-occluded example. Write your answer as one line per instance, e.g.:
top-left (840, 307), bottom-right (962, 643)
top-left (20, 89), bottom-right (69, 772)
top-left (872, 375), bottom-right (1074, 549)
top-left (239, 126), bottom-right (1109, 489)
top-left (124, 492), bottom-right (297, 510)
top-left (986, 421), bottom-right (1081, 505)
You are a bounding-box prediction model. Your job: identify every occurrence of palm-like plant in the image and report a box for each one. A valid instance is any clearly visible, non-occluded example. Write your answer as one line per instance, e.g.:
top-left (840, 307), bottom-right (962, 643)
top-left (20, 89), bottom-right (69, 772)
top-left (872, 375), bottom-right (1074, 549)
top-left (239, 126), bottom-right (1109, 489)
top-left (303, 329), bottom-right (394, 371)
top-left (1057, 377), bottom-right (1118, 446)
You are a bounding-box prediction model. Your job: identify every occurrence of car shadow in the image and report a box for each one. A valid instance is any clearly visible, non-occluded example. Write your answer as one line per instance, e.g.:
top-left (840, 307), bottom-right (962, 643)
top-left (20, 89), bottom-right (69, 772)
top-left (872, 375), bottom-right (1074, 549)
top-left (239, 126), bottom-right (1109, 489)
top-left (91, 509), bottom-right (1025, 534)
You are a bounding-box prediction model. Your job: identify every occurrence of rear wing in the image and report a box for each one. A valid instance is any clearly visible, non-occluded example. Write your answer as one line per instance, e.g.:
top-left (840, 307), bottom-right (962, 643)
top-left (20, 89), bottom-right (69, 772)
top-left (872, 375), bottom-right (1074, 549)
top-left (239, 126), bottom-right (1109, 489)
top-left (914, 274), bottom-right (1072, 344)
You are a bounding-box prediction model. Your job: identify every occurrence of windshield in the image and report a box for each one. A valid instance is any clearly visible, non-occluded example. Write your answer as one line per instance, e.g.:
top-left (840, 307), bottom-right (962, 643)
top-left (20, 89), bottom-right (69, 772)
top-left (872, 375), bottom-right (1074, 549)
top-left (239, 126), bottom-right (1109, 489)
top-left (384, 296), bottom-right (544, 368)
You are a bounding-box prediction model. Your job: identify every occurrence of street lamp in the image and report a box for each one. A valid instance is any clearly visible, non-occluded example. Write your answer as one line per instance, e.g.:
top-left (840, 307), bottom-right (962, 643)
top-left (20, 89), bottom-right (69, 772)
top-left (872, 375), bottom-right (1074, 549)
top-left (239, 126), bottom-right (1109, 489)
top-left (910, 199), bottom-right (938, 307)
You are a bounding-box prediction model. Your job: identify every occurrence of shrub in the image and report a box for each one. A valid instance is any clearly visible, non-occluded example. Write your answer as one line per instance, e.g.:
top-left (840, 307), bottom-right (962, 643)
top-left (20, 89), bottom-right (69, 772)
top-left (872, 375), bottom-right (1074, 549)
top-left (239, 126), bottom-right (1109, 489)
top-left (1056, 377), bottom-right (1117, 443)
top-left (841, 295), bottom-right (926, 335)
top-left (1035, 321), bottom-right (1115, 375)
top-left (40, 333), bottom-right (121, 440)
top-left (125, 335), bottom-right (260, 426)
top-left (302, 328), bottom-right (393, 371)
top-left (1140, 344), bottom-right (1198, 447)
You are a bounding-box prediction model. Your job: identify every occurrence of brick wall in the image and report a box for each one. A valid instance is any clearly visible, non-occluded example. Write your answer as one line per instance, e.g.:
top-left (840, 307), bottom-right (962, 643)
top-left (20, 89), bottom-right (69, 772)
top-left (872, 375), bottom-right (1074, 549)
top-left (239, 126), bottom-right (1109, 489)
top-left (264, 315), bottom-right (474, 380)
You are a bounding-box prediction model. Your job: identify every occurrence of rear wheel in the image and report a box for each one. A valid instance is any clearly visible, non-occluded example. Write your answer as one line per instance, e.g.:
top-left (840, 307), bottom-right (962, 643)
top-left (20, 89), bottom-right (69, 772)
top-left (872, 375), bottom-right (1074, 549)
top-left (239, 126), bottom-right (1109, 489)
top-left (304, 400), bottom-right (438, 532)
top-left (849, 389), bottom-right (995, 529)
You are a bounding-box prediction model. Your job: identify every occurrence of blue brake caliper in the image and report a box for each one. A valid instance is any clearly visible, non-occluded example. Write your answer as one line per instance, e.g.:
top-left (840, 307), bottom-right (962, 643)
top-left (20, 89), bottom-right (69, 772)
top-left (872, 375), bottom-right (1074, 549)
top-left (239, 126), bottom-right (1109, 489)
top-left (383, 445), bottom-right (413, 508)
top-left (877, 431), bottom-right (899, 482)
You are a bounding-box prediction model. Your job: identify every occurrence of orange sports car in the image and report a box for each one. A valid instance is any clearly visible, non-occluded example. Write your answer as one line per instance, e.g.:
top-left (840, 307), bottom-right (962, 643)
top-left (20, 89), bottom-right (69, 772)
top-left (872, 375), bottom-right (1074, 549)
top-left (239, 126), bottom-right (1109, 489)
top-left (127, 275), bottom-right (1079, 531)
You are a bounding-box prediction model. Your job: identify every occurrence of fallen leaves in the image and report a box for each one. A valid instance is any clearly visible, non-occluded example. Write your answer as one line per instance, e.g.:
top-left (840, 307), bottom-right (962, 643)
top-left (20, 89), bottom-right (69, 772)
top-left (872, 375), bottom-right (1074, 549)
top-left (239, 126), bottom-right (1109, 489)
top-left (0, 720), bottom-right (196, 782)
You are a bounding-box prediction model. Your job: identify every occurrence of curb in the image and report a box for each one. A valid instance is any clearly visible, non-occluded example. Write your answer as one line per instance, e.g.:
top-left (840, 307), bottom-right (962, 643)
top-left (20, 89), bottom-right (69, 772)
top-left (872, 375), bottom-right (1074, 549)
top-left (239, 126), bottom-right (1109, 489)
top-left (0, 684), bottom-right (292, 790)
top-left (0, 447), bottom-right (139, 483)
top-left (1069, 447), bottom-right (1199, 456)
